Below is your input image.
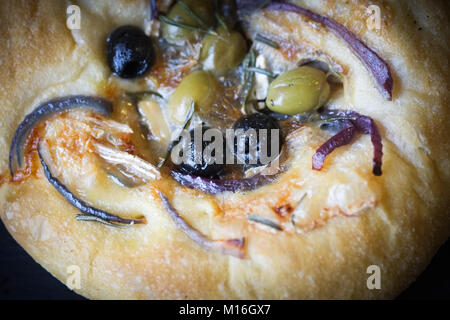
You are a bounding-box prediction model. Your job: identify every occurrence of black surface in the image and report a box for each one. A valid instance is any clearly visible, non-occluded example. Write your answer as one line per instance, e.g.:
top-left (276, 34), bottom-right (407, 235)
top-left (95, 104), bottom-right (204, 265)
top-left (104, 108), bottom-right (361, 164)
top-left (0, 219), bottom-right (448, 300)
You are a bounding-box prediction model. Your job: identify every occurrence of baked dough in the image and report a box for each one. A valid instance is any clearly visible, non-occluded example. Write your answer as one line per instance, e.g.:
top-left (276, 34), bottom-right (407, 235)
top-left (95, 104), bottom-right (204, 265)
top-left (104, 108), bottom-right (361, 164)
top-left (0, 0), bottom-right (449, 299)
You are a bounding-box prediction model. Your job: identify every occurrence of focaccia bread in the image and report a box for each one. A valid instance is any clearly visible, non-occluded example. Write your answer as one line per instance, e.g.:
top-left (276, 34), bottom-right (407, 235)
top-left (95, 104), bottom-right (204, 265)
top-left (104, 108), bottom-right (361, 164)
top-left (0, 0), bottom-right (449, 299)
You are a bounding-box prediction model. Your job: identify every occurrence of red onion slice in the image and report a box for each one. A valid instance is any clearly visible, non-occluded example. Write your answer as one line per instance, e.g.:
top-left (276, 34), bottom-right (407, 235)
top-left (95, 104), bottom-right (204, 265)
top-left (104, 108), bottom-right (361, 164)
top-left (264, 1), bottom-right (393, 100)
top-left (9, 96), bottom-right (112, 176)
top-left (315, 110), bottom-right (383, 175)
top-left (160, 193), bottom-right (245, 258)
top-left (352, 114), bottom-right (383, 176)
top-left (38, 144), bottom-right (145, 226)
top-left (312, 120), bottom-right (356, 171)
top-left (171, 170), bottom-right (279, 195)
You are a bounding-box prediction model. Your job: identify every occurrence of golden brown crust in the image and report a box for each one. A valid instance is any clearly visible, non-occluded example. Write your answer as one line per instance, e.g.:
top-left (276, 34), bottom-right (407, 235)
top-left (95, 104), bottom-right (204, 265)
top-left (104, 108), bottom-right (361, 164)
top-left (0, 0), bottom-right (449, 299)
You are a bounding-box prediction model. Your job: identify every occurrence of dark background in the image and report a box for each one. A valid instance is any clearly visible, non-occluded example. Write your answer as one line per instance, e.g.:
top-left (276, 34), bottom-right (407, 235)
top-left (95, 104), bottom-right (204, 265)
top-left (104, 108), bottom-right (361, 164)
top-left (0, 220), bottom-right (448, 300)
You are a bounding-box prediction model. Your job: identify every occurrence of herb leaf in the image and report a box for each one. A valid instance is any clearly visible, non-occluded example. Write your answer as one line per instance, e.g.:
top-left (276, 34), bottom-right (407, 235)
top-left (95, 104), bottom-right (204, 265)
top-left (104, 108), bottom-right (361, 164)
top-left (291, 193), bottom-right (307, 230)
top-left (160, 15), bottom-right (217, 36)
top-left (255, 33), bottom-right (280, 49)
top-left (215, 13), bottom-right (229, 33)
top-left (177, 0), bottom-right (210, 30)
top-left (244, 66), bottom-right (275, 78)
top-left (158, 101), bottom-right (195, 168)
top-left (247, 213), bottom-right (283, 231)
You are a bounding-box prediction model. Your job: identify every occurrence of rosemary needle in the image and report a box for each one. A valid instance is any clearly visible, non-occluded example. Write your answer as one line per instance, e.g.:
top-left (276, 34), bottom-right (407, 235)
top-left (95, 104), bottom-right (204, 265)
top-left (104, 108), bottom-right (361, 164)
top-left (177, 0), bottom-right (210, 30)
top-left (291, 193), bottom-right (307, 230)
top-left (158, 101), bottom-right (195, 168)
top-left (247, 214), bottom-right (283, 231)
top-left (255, 33), bottom-right (280, 49)
top-left (215, 13), bottom-right (229, 33)
top-left (244, 67), bottom-right (276, 78)
top-left (160, 15), bottom-right (217, 36)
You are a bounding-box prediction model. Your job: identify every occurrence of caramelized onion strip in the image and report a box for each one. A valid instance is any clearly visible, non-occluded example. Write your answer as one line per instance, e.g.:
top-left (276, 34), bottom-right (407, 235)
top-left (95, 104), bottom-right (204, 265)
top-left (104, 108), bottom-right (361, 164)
top-left (160, 193), bottom-right (245, 259)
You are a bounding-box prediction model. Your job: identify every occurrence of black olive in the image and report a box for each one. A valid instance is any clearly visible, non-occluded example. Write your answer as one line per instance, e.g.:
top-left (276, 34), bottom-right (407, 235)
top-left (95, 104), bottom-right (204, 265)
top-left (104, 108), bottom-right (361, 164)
top-left (106, 25), bottom-right (155, 79)
top-left (259, 105), bottom-right (293, 121)
top-left (174, 126), bottom-right (225, 178)
top-left (233, 113), bottom-right (282, 167)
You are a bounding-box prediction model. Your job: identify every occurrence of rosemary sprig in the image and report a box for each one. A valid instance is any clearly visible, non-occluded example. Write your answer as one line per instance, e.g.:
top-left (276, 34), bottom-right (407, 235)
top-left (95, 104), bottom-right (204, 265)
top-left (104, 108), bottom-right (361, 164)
top-left (177, 0), bottom-right (210, 30)
top-left (76, 214), bottom-right (135, 229)
top-left (160, 15), bottom-right (217, 36)
top-left (247, 214), bottom-right (283, 231)
top-left (244, 67), bottom-right (276, 78)
top-left (255, 33), bottom-right (280, 49)
top-left (157, 101), bottom-right (195, 168)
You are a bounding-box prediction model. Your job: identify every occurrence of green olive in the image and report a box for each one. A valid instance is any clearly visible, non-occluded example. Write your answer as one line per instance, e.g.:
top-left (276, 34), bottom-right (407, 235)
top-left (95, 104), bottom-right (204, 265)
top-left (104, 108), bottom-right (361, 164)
top-left (168, 70), bottom-right (221, 125)
top-left (161, 0), bottom-right (214, 43)
top-left (200, 27), bottom-right (247, 75)
top-left (266, 66), bottom-right (330, 115)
